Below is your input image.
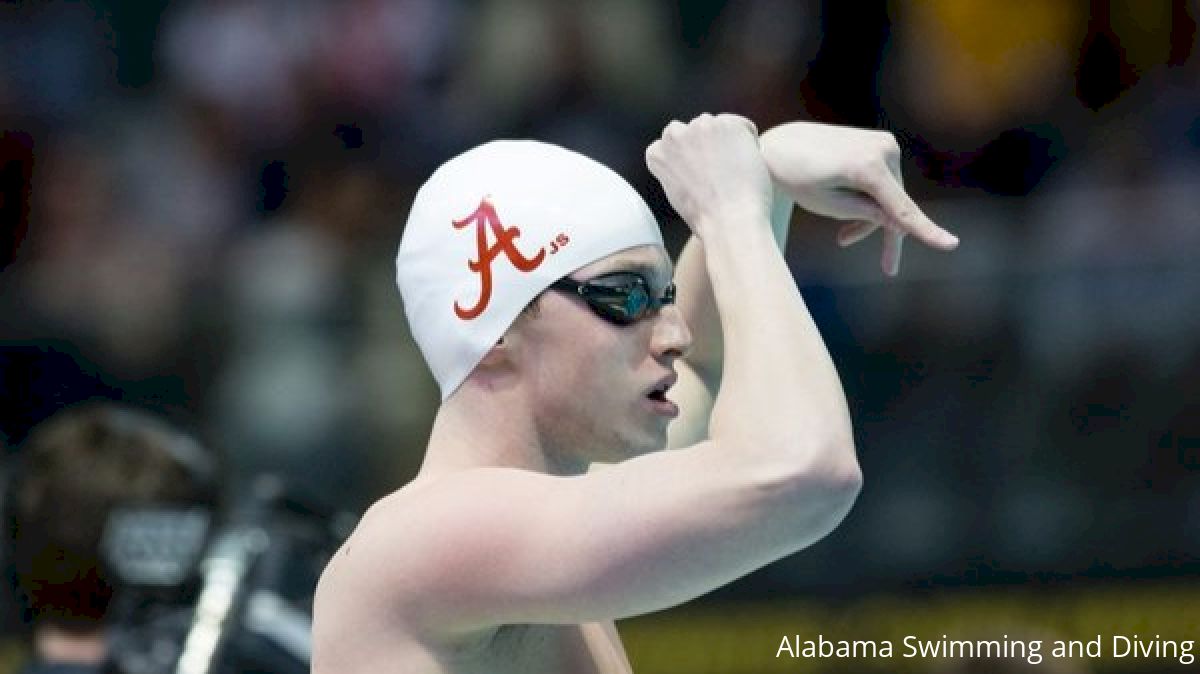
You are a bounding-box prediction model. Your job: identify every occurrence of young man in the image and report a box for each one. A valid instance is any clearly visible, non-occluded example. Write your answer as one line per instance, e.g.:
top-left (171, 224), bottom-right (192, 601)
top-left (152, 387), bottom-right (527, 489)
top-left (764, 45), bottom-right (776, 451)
top-left (312, 115), bottom-right (958, 673)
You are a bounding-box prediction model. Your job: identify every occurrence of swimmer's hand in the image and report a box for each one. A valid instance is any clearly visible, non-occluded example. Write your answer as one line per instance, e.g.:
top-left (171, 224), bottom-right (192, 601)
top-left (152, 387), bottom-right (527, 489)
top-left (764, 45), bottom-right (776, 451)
top-left (759, 122), bottom-right (959, 276)
top-left (646, 113), bottom-right (774, 238)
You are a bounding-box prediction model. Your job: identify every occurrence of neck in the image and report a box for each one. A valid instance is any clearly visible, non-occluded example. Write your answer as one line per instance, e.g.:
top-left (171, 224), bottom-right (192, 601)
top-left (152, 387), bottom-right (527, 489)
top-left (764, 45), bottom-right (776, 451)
top-left (420, 381), bottom-right (560, 476)
top-left (34, 624), bottom-right (107, 665)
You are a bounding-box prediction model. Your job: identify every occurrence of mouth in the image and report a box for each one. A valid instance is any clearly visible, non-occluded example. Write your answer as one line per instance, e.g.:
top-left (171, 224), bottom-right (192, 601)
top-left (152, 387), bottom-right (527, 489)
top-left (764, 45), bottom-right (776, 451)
top-left (644, 374), bottom-right (679, 418)
top-left (645, 373), bottom-right (677, 401)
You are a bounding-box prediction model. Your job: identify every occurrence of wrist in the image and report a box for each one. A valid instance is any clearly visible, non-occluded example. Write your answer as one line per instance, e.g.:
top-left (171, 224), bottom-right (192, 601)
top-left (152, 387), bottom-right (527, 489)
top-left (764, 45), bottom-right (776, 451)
top-left (699, 224), bottom-right (784, 281)
top-left (692, 202), bottom-right (773, 240)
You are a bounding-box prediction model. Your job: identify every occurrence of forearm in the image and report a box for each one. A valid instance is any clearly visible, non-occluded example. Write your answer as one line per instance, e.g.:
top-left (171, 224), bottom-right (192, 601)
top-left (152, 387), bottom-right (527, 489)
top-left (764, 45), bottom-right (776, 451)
top-left (676, 181), bottom-right (794, 384)
top-left (699, 212), bottom-right (857, 481)
top-left (646, 113), bottom-right (858, 483)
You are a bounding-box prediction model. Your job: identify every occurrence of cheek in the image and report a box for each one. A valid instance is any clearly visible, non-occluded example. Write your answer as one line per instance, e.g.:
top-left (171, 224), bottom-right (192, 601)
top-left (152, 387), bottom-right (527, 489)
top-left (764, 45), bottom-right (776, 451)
top-left (529, 333), bottom-right (624, 409)
top-left (536, 340), bottom-right (609, 396)
top-left (529, 359), bottom-right (599, 446)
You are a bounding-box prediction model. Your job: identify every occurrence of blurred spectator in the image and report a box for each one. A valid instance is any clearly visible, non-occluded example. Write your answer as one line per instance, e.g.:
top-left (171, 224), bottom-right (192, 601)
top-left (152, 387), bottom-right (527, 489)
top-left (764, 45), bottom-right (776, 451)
top-left (11, 131), bottom-right (202, 385)
top-left (883, 0), bottom-right (1082, 195)
top-left (705, 0), bottom-right (820, 129)
top-left (440, 0), bottom-right (675, 171)
top-left (161, 0), bottom-right (316, 149)
top-left (889, 1), bottom-right (1081, 142)
top-left (0, 3), bottom-right (117, 128)
top-left (5, 404), bottom-right (218, 674)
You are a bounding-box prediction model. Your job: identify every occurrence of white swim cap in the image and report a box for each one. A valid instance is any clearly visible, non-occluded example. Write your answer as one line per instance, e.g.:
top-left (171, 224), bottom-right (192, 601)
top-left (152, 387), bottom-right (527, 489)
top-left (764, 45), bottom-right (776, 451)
top-left (396, 140), bottom-right (664, 400)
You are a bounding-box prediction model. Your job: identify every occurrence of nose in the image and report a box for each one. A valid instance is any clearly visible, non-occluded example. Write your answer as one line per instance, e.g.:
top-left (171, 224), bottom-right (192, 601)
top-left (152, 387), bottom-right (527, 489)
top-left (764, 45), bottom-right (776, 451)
top-left (650, 303), bottom-right (692, 360)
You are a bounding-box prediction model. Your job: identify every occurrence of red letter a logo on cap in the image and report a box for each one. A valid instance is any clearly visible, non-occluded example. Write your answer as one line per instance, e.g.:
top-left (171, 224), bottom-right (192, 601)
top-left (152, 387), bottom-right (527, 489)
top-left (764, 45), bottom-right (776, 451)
top-left (452, 198), bottom-right (546, 320)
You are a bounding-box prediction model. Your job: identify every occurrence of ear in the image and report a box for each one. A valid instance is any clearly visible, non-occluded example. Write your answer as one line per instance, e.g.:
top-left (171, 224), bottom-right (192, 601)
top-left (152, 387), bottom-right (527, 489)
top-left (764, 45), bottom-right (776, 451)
top-left (480, 312), bottom-right (534, 373)
top-left (477, 334), bottom-right (512, 369)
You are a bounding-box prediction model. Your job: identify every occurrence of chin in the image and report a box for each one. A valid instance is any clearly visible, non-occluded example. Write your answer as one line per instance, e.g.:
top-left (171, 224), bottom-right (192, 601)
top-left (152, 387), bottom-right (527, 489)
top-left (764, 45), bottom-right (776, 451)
top-left (589, 436), bottom-right (655, 464)
top-left (622, 428), bottom-right (669, 459)
top-left (564, 413), bottom-right (668, 464)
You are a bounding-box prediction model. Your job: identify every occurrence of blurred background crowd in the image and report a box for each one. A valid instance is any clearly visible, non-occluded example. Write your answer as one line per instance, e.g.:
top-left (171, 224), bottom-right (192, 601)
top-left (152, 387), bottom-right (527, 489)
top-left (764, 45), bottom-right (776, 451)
top-left (1, 0), bottom-right (1198, 671)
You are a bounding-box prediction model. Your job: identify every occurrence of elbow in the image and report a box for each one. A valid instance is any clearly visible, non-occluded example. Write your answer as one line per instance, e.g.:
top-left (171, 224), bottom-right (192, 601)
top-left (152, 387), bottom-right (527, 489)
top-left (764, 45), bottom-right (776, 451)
top-left (802, 454), bottom-right (862, 529)
top-left (791, 455), bottom-right (862, 544)
top-left (824, 461), bottom-right (863, 530)
top-left (778, 436), bottom-right (862, 497)
top-left (830, 454), bottom-right (864, 500)
top-left (755, 440), bottom-right (863, 538)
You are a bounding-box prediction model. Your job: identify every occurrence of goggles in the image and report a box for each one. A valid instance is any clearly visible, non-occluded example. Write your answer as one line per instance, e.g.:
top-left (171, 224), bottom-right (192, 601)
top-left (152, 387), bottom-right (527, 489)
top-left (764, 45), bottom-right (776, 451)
top-left (549, 272), bottom-right (676, 325)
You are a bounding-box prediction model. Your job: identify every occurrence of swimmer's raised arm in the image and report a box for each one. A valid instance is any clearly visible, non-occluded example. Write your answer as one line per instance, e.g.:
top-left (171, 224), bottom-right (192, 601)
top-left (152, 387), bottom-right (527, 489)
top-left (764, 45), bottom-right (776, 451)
top-left (646, 113), bottom-right (861, 522)
top-left (759, 121), bottom-right (959, 276)
top-left (666, 120), bottom-right (961, 448)
top-left (664, 150), bottom-right (793, 450)
top-left (347, 115), bottom-right (863, 637)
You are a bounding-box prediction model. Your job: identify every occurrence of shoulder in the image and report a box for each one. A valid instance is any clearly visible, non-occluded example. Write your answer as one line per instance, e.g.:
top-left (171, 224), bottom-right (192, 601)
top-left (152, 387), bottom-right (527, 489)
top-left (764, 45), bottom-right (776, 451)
top-left (317, 468), bottom-right (559, 618)
top-left (350, 468), bottom-right (555, 551)
top-left (311, 473), bottom-right (517, 665)
top-left (359, 467), bottom-right (561, 562)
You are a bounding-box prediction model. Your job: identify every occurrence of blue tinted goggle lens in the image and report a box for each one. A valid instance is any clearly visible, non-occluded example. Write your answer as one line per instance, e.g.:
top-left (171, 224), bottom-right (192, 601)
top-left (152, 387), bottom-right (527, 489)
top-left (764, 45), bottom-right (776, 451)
top-left (550, 273), bottom-right (675, 325)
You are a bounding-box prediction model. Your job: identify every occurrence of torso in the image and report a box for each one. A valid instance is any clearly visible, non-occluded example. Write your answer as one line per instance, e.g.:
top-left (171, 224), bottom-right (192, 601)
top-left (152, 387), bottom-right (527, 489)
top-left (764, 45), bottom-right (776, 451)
top-left (314, 563), bottom-right (633, 673)
top-left (311, 483), bottom-right (635, 674)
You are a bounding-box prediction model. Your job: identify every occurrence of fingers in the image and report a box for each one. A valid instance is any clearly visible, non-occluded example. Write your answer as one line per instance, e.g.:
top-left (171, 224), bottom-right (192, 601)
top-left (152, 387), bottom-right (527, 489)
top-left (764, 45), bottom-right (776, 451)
top-left (645, 140), bottom-right (664, 172)
top-left (644, 144), bottom-right (666, 186)
top-left (658, 114), bottom-right (757, 142)
top-left (823, 188), bottom-right (887, 223)
top-left (835, 220), bottom-right (910, 277)
top-left (881, 228), bottom-right (906, 277)
top-left (836, 220), bottom-right (879, 247)
top-left (644, 113), bottom-right (774, 231)
top-left (715, 113), bottom-right (758, 137)
top-left (836, 220), bottom-right (905, 277)
top-left (858, 167), bottom-right (959, 250)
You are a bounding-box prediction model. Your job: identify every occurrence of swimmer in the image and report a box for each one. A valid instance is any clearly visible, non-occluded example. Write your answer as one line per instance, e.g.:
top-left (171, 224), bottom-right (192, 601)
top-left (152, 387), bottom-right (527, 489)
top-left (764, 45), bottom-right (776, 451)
top-left (312, 115), bottom-right (959, 673)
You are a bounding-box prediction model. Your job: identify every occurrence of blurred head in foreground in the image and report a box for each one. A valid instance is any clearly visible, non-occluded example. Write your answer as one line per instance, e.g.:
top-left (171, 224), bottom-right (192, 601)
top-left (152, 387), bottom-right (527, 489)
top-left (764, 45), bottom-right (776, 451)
top-left (7, 403), bottom-right (217, 664)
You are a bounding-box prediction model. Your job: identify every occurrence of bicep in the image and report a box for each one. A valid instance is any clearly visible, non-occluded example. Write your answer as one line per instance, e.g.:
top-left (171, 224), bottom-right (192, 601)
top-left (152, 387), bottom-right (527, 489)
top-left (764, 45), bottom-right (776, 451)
top-left (401, 450), bottom-right (836, 633)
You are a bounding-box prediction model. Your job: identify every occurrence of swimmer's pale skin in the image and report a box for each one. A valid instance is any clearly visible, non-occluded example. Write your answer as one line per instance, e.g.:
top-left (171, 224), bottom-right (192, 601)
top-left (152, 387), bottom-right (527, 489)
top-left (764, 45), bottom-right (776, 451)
top-left (312, 117), bottom-right (959, 673)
